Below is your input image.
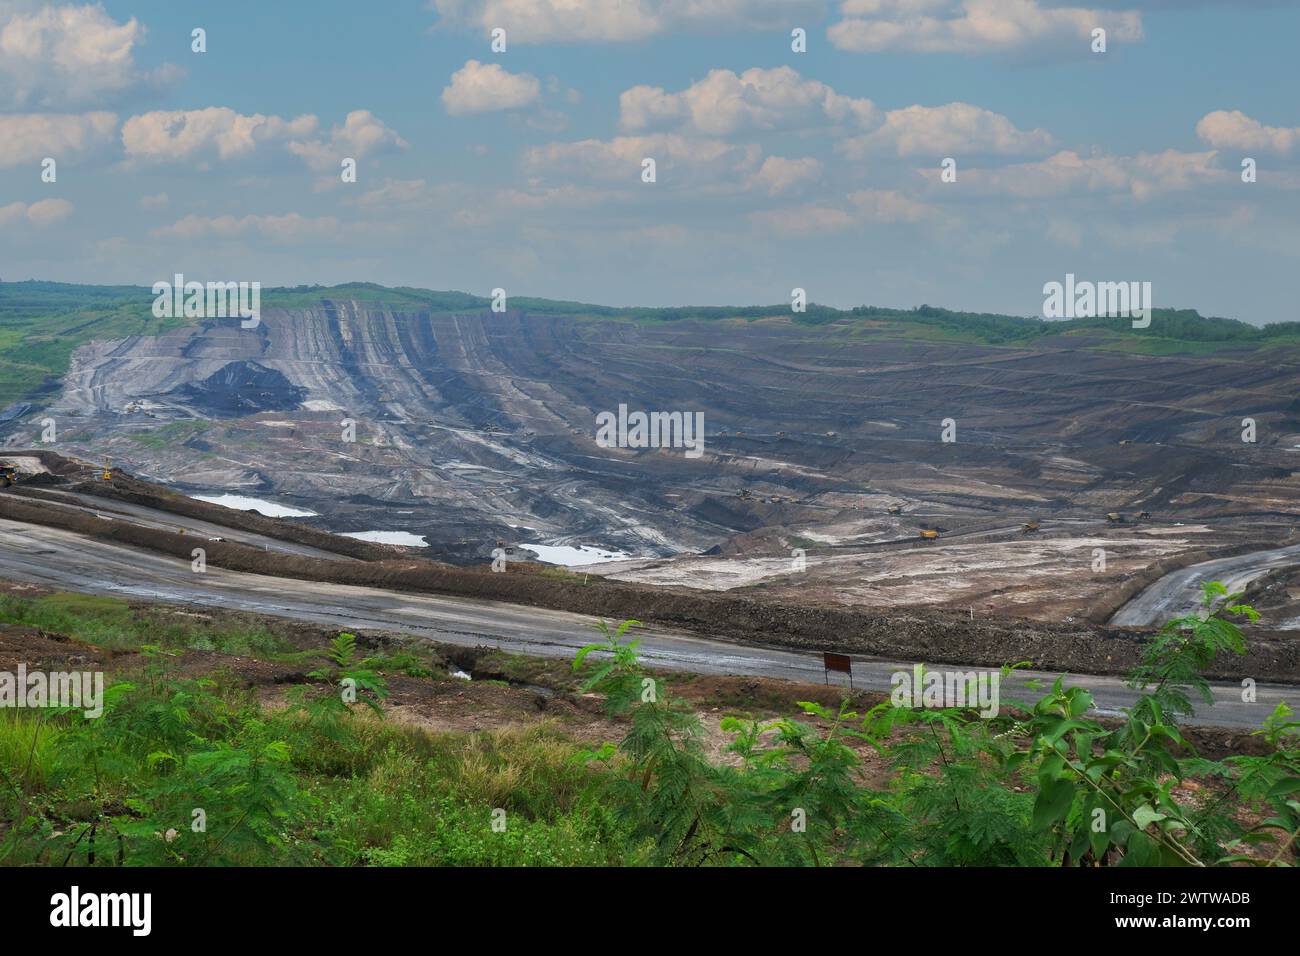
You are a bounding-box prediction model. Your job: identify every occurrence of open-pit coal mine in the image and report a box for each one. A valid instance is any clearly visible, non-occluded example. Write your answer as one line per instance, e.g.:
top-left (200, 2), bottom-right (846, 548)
top-left (7, 294), bottom-right (1300, 639)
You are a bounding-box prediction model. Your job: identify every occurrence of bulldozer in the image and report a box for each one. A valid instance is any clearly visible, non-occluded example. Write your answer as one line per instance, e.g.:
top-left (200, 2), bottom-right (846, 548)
top-left (919, 528), bottom-right (940, 541)
top-left (0, 463), bottom-right (18, 488)
top-left (1021, 520), bottom-right (1040, 534)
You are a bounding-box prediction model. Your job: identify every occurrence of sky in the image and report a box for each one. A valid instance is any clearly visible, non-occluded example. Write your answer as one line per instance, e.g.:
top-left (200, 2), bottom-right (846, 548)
top-left (1, 0), bottom-right (1298, 323)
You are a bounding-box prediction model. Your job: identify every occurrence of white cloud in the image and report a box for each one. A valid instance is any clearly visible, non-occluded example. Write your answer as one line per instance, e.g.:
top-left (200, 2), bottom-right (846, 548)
top-left (1196, 110), bottom-right (1300, 155)
top-left (0, 110), bottom-right (116, 168)
top-left (0, 2), bottom-right (179, 107)
top-left (442, 59), bottom-right (540, 115)
top-left (838, 102), bottom-right (1054, 157)
top-left (286, 110), bottom-right (408, 171)
top-left (122, 107), bottom-right (319, 164)
top-left (620, 67), bottom-right (878, 136)
top-left (746, 156), bottom-right (823, 195)
top-left (0, 197), bottom-right (73, 226)
top-left (139, 191), bottom-right (168, 209)
top-left (429, 0), bottom-right (825, 44)
top-left (829, 0), bottom-right (1143, 54)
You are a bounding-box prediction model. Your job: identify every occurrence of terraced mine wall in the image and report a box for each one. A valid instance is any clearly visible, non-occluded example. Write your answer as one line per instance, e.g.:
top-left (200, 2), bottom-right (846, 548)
top-left (5, 490), bottom-right (1298, 683)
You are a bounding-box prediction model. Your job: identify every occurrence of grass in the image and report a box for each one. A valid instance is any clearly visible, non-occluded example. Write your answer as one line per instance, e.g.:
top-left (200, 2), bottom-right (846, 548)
top-left (0, 592), bottom-right (296, 657)
top-left (303, 718), bottom-right (638, 866)
top-left (0, 712), bottom-right (60, 793)
top-left (360, 648), bottom-right (441, 679)
top-left (0, 666), bottom-right (640, 866)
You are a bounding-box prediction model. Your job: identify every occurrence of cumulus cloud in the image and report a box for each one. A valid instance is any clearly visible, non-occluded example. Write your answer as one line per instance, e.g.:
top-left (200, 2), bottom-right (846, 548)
top-left (0, 197), bottom-right (73, 226)
top-left (746, 156), bottom-right (823, 195)
top-left (828, 0), bottom-right (1143, 54)
top-left (442, 59), bottom-right (541, 115)
top-left (1196, 110), bottom-right (1300, 155)
top-left (122, 107), bottom-right (319, 164)
top-left (0, 2), bottom-right (179, 107)
top-left (838, 102), bottom-right (1054, 157)
top-left (0, 110), bottom-right (116, 168)
top-left (429, 0), bottom-right (825, 43)
top-left (286, 110), bottom-right (408, 171)
top-left (119, 106), bottom-right (406, 181)
top-left (620, 67), bottom-right (878, 136)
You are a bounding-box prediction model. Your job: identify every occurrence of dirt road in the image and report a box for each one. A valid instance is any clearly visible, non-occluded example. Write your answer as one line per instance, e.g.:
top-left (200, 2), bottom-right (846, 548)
top-left (3, 518), bottom-right (1292, 729)
top-left (1111, 542), bottom-right (1300, 626)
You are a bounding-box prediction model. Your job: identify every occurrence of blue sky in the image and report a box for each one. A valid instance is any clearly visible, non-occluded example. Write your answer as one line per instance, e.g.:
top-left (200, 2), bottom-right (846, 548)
top-left (1, 0), bottom-right (1298, 323)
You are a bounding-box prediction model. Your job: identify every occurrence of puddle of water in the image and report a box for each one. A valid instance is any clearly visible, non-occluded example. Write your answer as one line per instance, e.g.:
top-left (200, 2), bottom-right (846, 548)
top-left (518, 543), bottom-right (632, 566)
top-left (191, 494), bottom-right (318, 518)
top-left (341, 531), bottom-right (428, 547)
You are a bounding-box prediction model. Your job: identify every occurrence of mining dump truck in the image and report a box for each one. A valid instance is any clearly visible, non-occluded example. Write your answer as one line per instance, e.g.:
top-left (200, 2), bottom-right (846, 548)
top-left (1106, 512), bottom-right (1123, 523)
top-left (919, 528), bottom-right (940, 540)
top-left (1022, 520), bottom-right (1040, 534)
top-left (0, 464), bottom-right (18, 487)
top-left (887, 505), bottom-right (903, 515)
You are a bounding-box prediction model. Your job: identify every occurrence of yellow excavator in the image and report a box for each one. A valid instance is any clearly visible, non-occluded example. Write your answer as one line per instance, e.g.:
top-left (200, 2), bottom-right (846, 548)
top-left (101, 459), bottom-right (113, 481)
top-left (0, 463), bottom-right (18, 488)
